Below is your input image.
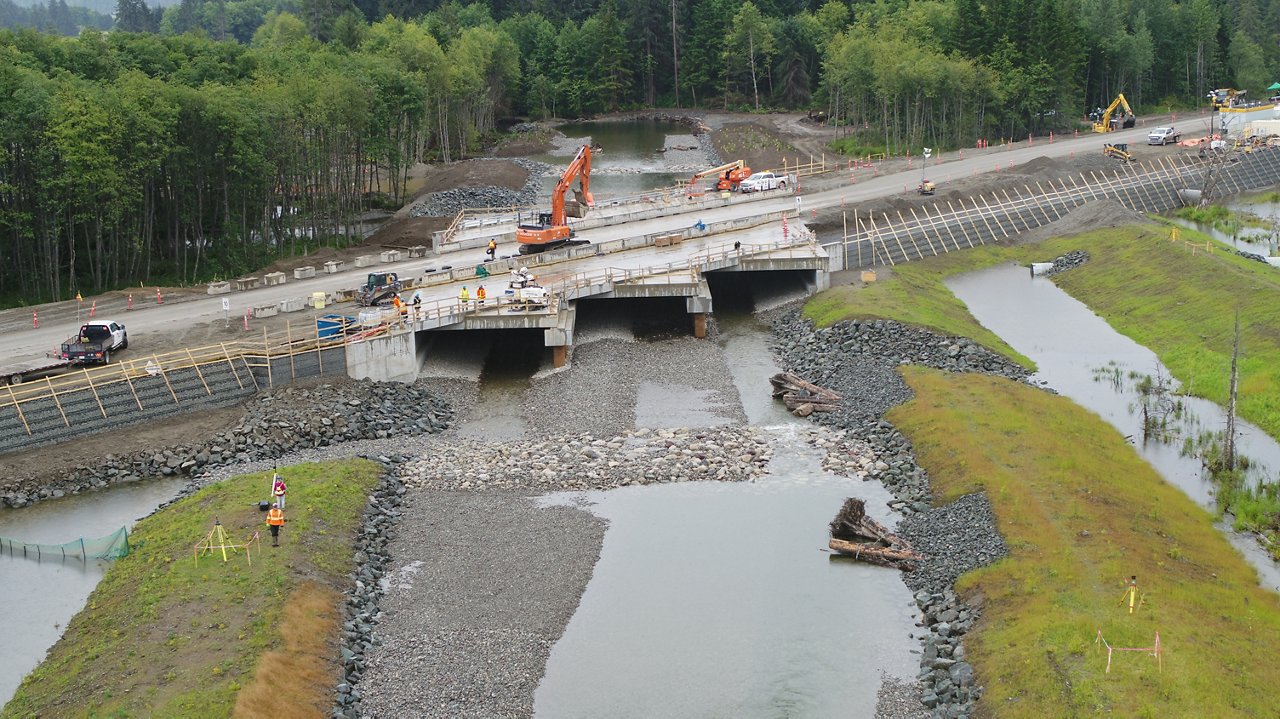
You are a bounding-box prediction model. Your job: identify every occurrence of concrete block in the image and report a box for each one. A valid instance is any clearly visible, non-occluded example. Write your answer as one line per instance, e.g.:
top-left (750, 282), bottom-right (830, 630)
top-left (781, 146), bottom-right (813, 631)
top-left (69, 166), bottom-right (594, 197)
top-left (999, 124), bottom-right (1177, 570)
top-left (206, 281), bottom-right (231, 295)
top-left (408, 246), bottom-right (428, 258)
top-left (293, 266), bottom-right (316, 280)
top-left (655, 233), bottom-right (684, 247)
top-left (324, 260), bottom-right (345, 274)
top-left (380, 250), bottom-right (403, 263)
top-left (311, 292), bottom-right (327, 309)
top-left (235, 277), bottom-right (260, 291)
top-left (251, 303), bottom-right (279, 319)
top-left (263, 271), bottom-right (287, 286)
top-left (355, 255), bottom-right (377, 268)
top-left (333, 287), bottom-right (356, 302)
top-left (278, 297), bottom-right (306, 313)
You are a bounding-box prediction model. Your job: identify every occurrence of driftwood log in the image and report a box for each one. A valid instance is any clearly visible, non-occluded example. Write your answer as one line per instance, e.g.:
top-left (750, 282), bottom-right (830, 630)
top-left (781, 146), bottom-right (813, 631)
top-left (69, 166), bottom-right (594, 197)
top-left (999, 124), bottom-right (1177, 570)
top-left (828, 497), bottom-right (922, 570)
top-left (770, 372), bottom-right (841, 416)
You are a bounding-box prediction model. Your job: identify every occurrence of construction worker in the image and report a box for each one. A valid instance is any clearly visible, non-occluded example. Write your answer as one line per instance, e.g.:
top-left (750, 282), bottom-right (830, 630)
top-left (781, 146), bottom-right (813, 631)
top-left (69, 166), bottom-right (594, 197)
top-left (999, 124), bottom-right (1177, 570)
top-left (271, 472), bottom-right (287, 510)
top-left (476, 285), bottom-right (487, 306)
top-left (459, 286), bottom-right (470, 306)
top-left (391, 294), bottom-right (404, 324)
top-left (266, 503), bottom-right (285, 547)
top-left (486, 238), bottom-right (497, 260)
top-left (412, 291), bottom-right (422, 320)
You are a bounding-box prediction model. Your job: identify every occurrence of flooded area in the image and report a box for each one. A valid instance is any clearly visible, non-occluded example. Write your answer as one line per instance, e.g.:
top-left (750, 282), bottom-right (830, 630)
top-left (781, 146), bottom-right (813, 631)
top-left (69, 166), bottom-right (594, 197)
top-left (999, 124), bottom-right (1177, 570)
top-left (528, 119), bottom-right (696, 200)
top-left (0, 478), bottom-right (184, 704)
top-left (946, 263), bottom-right (1280, 590)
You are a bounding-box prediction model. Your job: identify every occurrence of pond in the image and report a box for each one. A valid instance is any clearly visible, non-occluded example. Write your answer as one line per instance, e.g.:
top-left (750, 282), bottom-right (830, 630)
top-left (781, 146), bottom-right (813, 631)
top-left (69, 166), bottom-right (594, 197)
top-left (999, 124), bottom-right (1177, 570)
top-left (946, 263), bottom-right (1280, 590)
top-left (1169, 190), bottom-right (1280, 256)
top-left (0, 478), bottom-right (185, 705)
top-left (526, 119), bottom-right (705, 200)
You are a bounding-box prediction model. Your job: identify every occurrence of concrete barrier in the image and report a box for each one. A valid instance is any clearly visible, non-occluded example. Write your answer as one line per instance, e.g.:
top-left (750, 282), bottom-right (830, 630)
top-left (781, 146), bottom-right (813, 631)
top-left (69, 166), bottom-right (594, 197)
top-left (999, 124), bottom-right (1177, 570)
top-left (235, 277), bottom-right (259, 291)
top-left (278, 297), bottom-right (306, 313)
top-left (206, 281), bottom-right (231, 295)
top-left (252, 303), bottom-right (279, 319)
top-left (380, 250), bottom-right (403, 263)
top-left (324, 260), bottom-right (345, 274)
top-left (293, 266), bottom-right (316, 279)
top-left (355, 255), bottom-right (376, 268)
top-left (408, 246), bottom-right (428, 258)
top-left (263, 271), bottom-right (287, 286)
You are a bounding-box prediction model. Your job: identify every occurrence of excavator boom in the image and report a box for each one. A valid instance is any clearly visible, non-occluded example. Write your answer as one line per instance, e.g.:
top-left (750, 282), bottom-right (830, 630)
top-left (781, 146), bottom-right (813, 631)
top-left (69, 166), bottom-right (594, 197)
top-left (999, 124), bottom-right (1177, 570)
top-left (517, 145), bottom-right (594, 254)
top-left (687, 160), bottom-right (751, 194)
top-left (1091, 93), bottom-right (1136, 133)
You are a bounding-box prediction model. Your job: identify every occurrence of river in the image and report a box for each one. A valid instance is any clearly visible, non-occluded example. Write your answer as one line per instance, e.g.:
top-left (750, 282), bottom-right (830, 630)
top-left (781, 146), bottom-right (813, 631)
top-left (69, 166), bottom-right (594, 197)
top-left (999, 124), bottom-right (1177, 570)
top-left (946, 263), bottom-right (1280, 590)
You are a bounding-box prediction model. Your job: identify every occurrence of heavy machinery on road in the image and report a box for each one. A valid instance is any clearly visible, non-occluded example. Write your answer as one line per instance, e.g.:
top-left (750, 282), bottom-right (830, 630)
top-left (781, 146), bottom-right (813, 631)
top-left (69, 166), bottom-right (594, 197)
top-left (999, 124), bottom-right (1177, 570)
top-left (686, 160), bottom-right (752, 196)
top-left (1090, 94), bottom-right (1137, 133)
top-left (356, 272), bottom-right (403, 307)
top-left (517, 144), bottom-right (593, 255)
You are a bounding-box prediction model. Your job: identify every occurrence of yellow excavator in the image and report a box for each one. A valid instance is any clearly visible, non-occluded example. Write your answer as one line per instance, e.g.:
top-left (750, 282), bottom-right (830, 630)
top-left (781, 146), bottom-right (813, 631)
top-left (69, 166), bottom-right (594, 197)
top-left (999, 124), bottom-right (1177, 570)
top-left (685, 160), bottom-right (752, 196)
top-left (1090, 94), bottom-right (1137, 133)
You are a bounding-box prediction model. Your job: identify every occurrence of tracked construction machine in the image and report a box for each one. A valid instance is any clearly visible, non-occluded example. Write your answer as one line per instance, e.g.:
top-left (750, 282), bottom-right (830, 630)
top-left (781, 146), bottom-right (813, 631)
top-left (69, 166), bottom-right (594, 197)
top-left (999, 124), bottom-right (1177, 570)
top-left (1090, 94), bottom-right (1137, 133)
top-left (516, 145), bottom-right (594, 255)
top-left (356, 272), bottom-right (403, 306)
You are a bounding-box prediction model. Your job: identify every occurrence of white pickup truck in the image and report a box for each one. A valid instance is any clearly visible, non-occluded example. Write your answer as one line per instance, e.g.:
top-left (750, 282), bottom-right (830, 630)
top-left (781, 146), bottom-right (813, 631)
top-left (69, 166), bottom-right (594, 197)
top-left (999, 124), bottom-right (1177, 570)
top-left (60, 320), bottom-right (128, 364)
top-left (738, 171), bottom-right (792, 193)
top-left (1147, 126), bottom-right (1181, 145)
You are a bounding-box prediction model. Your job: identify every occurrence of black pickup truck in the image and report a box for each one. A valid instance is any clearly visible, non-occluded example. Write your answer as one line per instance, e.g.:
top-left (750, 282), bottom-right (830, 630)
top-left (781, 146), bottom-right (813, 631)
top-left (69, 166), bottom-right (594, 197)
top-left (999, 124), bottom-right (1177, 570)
top-left (60, 320), bottom-right (128, 364)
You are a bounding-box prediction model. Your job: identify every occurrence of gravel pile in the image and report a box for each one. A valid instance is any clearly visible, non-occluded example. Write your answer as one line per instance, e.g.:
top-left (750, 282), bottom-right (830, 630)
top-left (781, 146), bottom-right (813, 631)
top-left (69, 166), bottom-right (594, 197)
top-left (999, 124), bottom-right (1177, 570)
top-left (357, 491), bottom-right (606, 719)
top-left (1, 378), bottom-right (453, 509)
top-left (1039, 249), bottom-right (1090, 276)
top-left (408, 158), bottom-right (548, 218)
top-left (399, 427), bottom-right (772, 491)
top-left (769, 311), bottom-right (1016, 719)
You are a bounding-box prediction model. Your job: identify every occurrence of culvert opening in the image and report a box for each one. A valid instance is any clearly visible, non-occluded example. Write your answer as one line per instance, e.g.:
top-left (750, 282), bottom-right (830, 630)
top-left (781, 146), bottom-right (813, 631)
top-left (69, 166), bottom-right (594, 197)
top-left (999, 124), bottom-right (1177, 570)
top-left (704, 269), bottom-right (815, 313)
top-left (573, 296), bottom-right (693, 340)
top-left (418, 328), bottom-right (547, 380)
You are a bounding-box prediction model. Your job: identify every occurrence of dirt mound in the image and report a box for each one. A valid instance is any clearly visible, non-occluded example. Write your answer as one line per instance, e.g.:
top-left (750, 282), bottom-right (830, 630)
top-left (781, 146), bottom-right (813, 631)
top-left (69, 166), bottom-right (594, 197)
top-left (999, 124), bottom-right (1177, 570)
top-left (1015, 155), bottom-right (1063, 176)
top-left (1007, 198), bottom-right (1153, 245)
top-left (413, 159), bottom-right (530, 197)
top-left (367, 216), bottom-right (451, 247)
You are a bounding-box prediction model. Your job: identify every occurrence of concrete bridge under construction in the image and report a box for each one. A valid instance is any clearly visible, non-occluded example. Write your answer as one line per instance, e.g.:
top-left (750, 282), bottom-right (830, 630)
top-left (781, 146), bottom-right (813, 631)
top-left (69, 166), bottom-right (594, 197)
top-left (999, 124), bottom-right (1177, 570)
top-left (346, 232), bottom-right (832, 382)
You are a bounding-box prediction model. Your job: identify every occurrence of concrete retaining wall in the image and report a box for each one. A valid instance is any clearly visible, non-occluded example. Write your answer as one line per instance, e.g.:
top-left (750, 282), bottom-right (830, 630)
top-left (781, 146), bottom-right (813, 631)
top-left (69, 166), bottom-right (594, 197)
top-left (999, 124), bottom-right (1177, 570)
top-left (345, 331), bottom-right (417, 383)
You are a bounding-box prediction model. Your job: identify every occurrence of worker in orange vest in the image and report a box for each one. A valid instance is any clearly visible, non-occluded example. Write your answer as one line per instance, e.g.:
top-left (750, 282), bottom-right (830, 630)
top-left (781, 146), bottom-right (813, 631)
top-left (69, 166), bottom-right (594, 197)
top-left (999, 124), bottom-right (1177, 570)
top-left (266, 503), bottom-right (285, 547)
top-left (476, 285), bottom-right (487, 306)
top-left (486, 238), bottom-right (497, 260)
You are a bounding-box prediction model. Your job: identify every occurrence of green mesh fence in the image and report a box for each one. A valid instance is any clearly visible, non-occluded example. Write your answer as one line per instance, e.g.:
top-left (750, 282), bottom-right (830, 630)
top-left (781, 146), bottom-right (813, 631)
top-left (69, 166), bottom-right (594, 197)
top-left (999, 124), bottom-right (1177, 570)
top-left (0, 526), bottom-right (130, 561)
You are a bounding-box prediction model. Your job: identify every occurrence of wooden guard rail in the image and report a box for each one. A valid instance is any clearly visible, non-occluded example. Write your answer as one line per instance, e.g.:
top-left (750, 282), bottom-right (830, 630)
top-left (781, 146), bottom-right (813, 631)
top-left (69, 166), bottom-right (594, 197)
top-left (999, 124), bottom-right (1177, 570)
top-left (0, 321), bottom-right (360, 431)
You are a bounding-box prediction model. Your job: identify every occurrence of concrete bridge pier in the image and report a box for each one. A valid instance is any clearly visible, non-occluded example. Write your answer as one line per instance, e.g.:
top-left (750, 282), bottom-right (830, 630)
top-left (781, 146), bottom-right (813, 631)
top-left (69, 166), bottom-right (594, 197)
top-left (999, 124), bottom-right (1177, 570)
top-left (544, 305), bottom-right (576, 368)
top-left (687, 283), bottom-right (714, 339)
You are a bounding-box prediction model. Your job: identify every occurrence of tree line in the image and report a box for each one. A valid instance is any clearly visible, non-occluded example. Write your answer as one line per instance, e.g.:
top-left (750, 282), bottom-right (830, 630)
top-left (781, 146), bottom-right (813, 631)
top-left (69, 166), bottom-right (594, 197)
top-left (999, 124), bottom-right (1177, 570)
top-left (1, 0), bottom-right (1276, 307)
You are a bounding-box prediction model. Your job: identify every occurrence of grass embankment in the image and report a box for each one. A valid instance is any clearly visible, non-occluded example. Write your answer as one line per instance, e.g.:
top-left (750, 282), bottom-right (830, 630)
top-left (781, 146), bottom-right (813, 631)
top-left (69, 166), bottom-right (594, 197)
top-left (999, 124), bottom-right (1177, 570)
top-left (2, 460), bottom-right (381, 719)
top-left (803, 247), bottom-right (1037, 369)
top-left (890, 368), bottom-right (1280, 717)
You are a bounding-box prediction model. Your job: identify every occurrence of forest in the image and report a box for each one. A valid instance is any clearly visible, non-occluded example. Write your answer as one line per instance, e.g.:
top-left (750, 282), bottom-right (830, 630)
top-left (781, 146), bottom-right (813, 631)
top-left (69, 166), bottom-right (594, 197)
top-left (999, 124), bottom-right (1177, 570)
top-left (0, 0), bottom-right (1276, 307)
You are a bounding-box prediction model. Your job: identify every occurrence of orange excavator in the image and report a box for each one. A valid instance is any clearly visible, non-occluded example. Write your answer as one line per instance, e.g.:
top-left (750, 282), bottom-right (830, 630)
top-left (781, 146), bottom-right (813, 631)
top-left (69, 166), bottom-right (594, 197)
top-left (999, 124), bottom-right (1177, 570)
top-left (516, 144), bottom-right (594, 255)
top-left (686, 160), bottom-right (751, 196)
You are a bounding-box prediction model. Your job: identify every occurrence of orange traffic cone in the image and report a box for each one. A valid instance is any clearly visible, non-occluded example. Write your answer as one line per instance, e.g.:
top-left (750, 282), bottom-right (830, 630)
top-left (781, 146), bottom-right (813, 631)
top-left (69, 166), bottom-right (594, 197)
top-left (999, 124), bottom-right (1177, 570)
top-left (127, 294), bottom-right (133, 310)
top-left (33, 310), bottom-right (38, 329)
top-left (89, 300), bottom-right (96, 318)
top-left (156, 287), bottom-right (163, 304)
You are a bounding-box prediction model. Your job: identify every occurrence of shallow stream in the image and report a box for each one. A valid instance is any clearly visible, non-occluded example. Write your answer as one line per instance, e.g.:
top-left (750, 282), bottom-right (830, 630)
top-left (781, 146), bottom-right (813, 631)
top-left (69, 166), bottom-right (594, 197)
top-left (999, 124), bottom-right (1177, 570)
top-left (946, 263), bottom-right (1280, 590)
top-left (527, 119), bottom-right (699, 200)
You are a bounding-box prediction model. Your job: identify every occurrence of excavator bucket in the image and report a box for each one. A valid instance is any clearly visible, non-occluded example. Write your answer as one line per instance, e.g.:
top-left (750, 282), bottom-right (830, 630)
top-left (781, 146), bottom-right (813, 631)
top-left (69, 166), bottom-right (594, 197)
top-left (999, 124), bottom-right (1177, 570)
top-left (564, 188), bottom-right (592, 219)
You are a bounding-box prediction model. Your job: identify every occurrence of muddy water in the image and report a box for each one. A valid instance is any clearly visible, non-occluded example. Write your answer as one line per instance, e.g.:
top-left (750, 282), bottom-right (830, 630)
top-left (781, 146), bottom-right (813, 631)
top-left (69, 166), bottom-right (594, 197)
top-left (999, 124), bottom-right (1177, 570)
top-left (946, 263), bottom-right (1280, 590)
top-left (0, 478), bottom-right (184, 705)
top-left (528, 119), bottom-right (692, 199)
top-left (535, 300), bottom-right (920, 717)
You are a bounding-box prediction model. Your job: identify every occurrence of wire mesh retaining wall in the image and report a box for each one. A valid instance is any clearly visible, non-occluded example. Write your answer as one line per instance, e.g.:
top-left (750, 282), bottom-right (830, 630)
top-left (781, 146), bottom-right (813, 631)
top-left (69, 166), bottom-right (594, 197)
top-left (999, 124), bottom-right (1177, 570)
top-left (829, 147), bottom-right (1280, 269)
top-left (0, 326), bottom-right (353, 454)
top-left (1, 526), bottom-right (130, 562)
